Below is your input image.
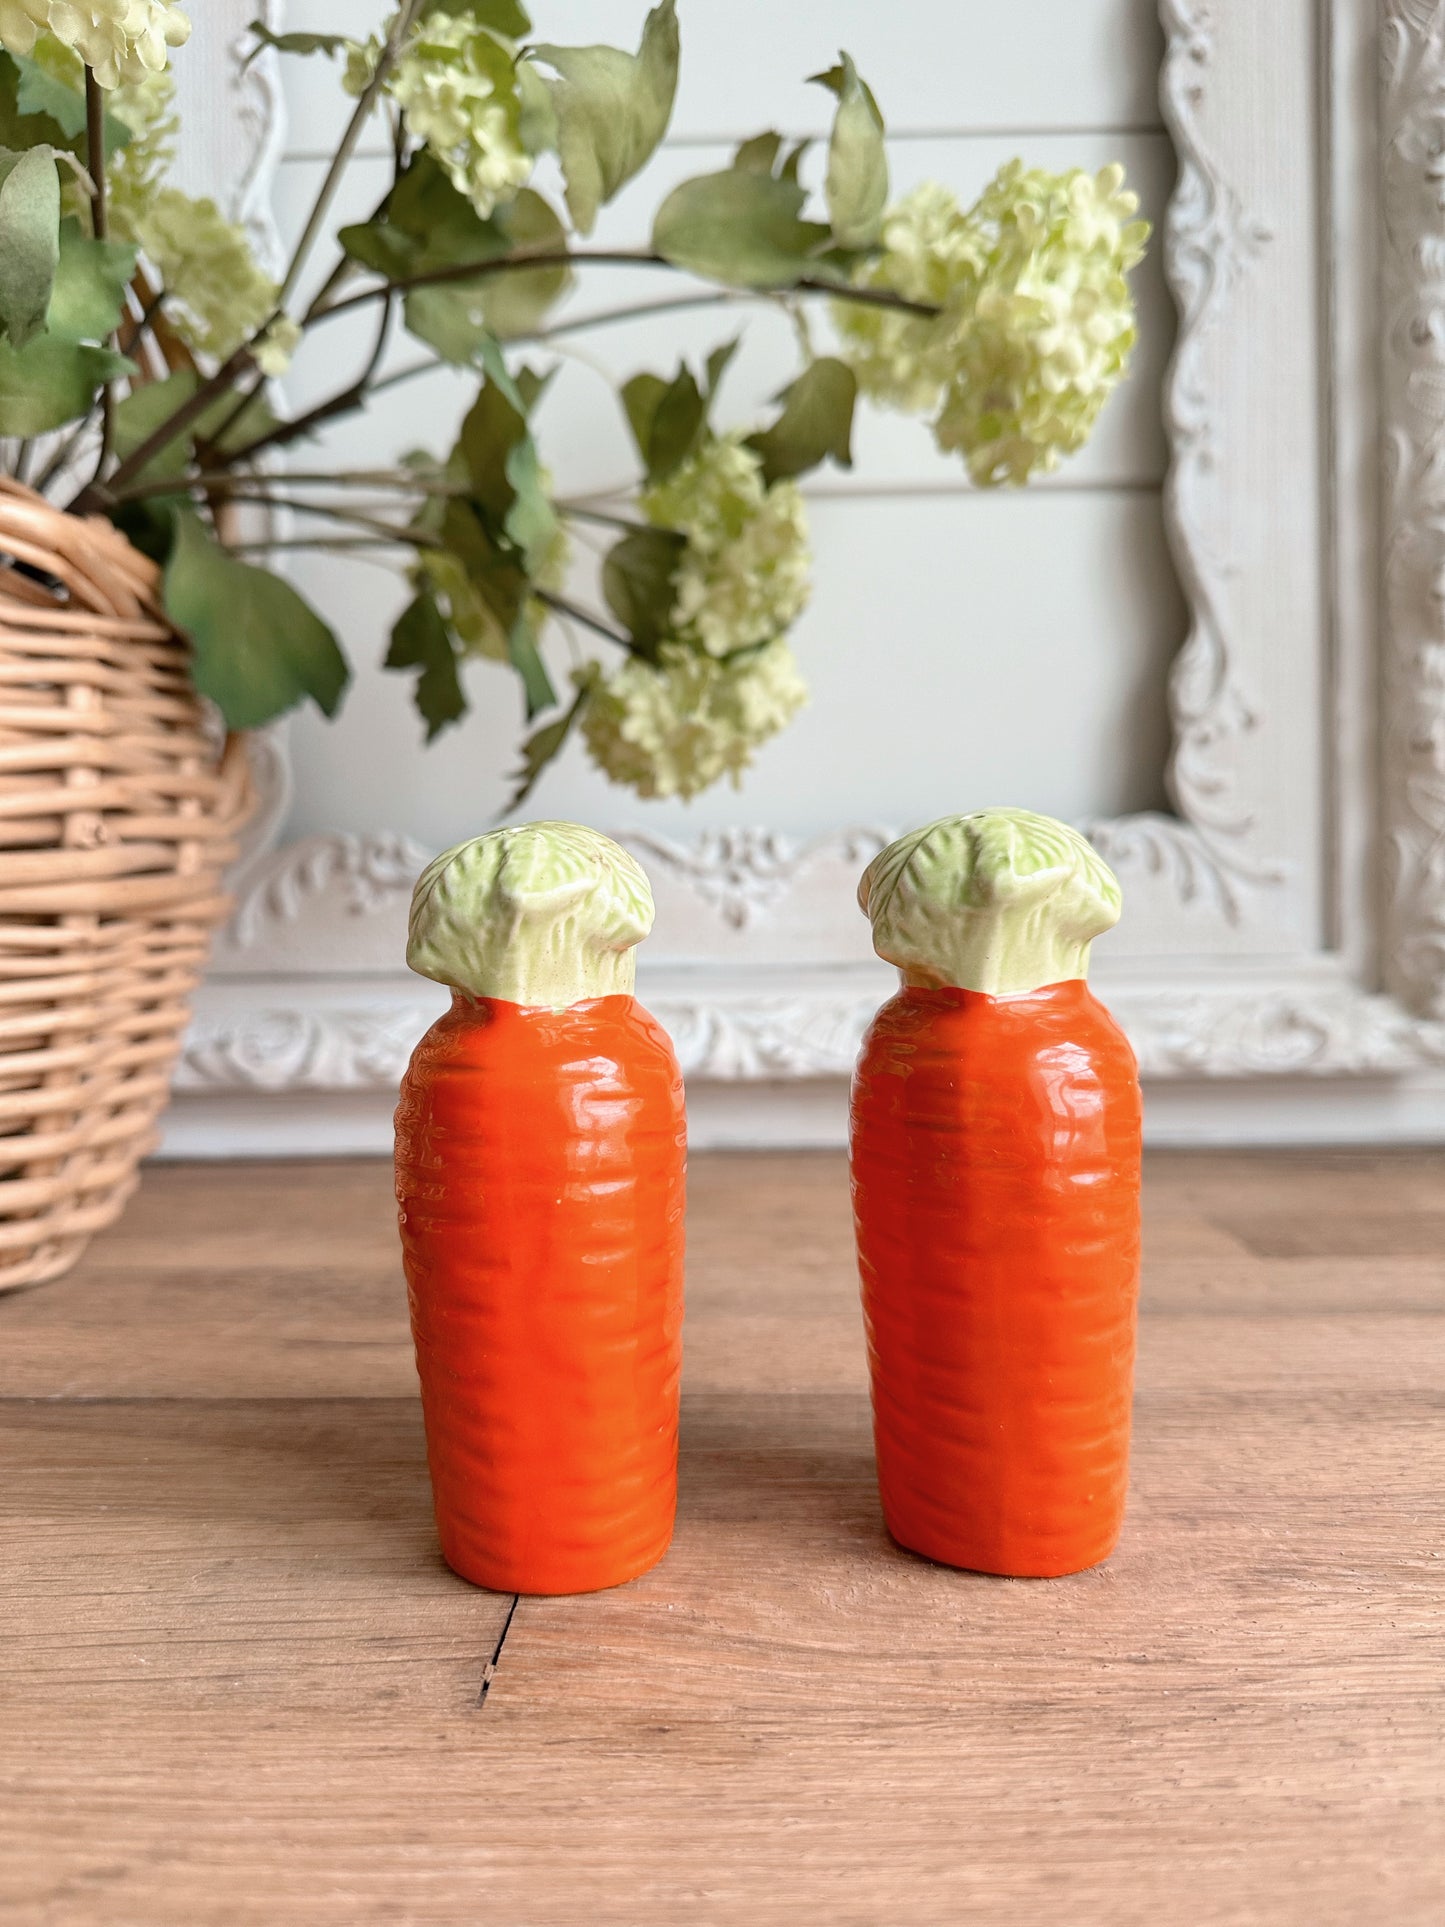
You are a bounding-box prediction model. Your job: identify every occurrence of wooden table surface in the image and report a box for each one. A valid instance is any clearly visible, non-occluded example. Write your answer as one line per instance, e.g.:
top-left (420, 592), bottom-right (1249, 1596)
top-left (1, 1149), bottom-right (1442, 1925)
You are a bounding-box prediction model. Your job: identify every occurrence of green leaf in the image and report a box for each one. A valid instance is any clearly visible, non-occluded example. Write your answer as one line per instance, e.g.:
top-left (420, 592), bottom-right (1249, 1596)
top-left (704, 337), bottom-right (739, 402)
top-left (437, 497), bottom-right (530, 663)
top-left (45, 220), bottom-right (136, 342)
top-left (451, 340), bottom-right (560, 604)
top-left (808, 61), bottom-right (883, 119)
top-left (779, 138), bottom-right (811, 186)
top-left (648, 365), bottom-right (707, 477)
top-left (812, 53), bottom-right (887, 248)
top-left (3, 55), bottom-right (128, 157)
top-left (621, 372), bottom-right (667, 464)
top-left (503, 430), bottom-right (559, 575)
top-left (652, 170), bottom-right (830, 289)
top-left (241, 23), bottom-right (349, 70)
top-left (620, 364), bottom-right (706, 481)
top-left (351, 152), bottom-right (514, 365)
top-left (112, 370), bottom-right (197, 480)
top-left (404, 284), bottom-right (494, 367)
top-left (457, 373), bottom-right (526, 518)
top-left (0, 215), bottom-right (137, 432)
top-left (507, 602), bottom-right (556, 718)
top-left (508, 684), bottom-right (584, 810)
top-left (106, 497), bottom-right (177, 566)
top-left (733, 131), bottom-right (782, 175)
top-left (386, 589), bottom-right (467, 741)
top-left (163, 512), bottom-right (349, 730)
top-left (601, 525), bottom-right (684, 651)
top-left (0, 337), bottom-right (131, 435)
top-left (528, 0), bottom-right (678, 234)
top-left (482, 189), bottom-right (571, 339)
top-left (0, 147), bottom-right (59, 349)
top-left (746, 356), bottom-right (857, 483)
top-left (514, 56), bottom-right (557, 156)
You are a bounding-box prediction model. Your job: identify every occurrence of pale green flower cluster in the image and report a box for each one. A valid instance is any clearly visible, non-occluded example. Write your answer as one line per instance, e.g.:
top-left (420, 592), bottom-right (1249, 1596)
top-left (833, 183), bottom-right (985, 412)
top-left (0, 0), bottom-right (187, 87)
top-left (836, 163), bottom-right (1148, 485)
top-left (641, 435), bottom-right (810, 659)
top-left (580, 637), bottom-right (808, 802)
top-left (107, 61), bottom-right (176, 227)
top-left (123, 188), bottom-right (283, 365)
top-left (347, 12), bottom-right (531, 218)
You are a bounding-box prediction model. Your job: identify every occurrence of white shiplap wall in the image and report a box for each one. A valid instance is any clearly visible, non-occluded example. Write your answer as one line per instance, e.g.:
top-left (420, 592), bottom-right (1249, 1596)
top-left (268, 1), bottom-right (1182, 847)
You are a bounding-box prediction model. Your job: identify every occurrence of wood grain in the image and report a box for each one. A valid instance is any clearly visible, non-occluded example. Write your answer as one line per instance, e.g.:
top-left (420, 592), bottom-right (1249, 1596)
top-left (1, 1150), bottom-right (1442, 1924)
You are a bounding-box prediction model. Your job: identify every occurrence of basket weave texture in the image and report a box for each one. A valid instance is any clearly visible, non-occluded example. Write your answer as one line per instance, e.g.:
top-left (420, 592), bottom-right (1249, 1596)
top-left (0, 479), bottom-right (251, 1291)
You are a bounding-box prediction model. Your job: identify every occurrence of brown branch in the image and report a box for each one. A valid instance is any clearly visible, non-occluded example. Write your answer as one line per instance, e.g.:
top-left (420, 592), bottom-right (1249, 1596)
top-left (310, 249), bottom-right (942, 326)
top-left (83, 68), bottom-right (115, 488)
top-left (534, 588), bottom-right (629, 650)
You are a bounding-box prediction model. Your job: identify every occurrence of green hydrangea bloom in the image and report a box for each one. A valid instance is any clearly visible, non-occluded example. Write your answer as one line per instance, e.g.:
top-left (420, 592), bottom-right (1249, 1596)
top-left (833, 183), bottom-right (986, 412)
top-left (107, 61), bottom-right (177, 228)
top-left (836, 162), bottom-right (1149, 486)
top-left (0, 0), bottom-right (188, 88)
top-left (641, 435), bottom-right (810, 659)
top-left (123, 187), bottom-right (283, 365)
top-left (347, 12), bottom-right (531, 218)
top-left (579, 636), bottom-right (808, 802)
top-left (934, 162), bottom-right (1149, 486)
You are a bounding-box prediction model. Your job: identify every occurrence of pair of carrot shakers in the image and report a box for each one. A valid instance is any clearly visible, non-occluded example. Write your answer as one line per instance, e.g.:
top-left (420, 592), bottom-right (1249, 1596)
top-left (394, 809), bottom-right (1142, 1594)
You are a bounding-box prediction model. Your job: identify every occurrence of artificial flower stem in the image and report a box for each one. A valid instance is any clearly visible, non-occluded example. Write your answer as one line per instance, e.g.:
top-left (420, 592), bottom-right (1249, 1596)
top-left (109, 468), bottom-right (468, 507)
top-left (277, 0), bottom-right (423, 310)
top-left (528, 291), bottom-right (746, 343)
top-left (88, 342), bottom-right (256, 501)
top-left (83, 68), bottom-right (114, 485)
top-left (84, 70), bottom-right (107, 240)
top-left (556, 504), bottom-right (644, 533)
top-left (216, 492), bottom-right (441, 547)
top-left (534, 589), bottom-right (630, 650)
top-left (312, 250), bottom-right (942, 326)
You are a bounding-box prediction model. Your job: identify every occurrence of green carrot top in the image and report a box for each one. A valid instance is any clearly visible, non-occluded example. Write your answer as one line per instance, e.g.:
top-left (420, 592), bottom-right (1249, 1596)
top-left (859, 809), bottom-right (1122, 995)
top-left (407, 822), bottom-right (654, 1008)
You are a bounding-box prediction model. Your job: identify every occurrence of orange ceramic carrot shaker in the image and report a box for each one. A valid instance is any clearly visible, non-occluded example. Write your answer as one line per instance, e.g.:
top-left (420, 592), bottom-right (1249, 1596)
top-left (850, 810), bottom-right (1142, 1579)
top-left (394, 822), bottom-right (686, 1595)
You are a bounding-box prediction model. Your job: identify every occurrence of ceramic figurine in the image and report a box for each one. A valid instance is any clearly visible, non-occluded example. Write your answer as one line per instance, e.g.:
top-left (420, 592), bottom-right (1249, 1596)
top-left (850, 809), bottom-right (1142, 1578)
top-left (394, 823), bottom-right (686, 1595)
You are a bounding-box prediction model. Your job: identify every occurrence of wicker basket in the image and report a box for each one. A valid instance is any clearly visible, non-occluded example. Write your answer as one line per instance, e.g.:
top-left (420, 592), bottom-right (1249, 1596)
top-left (0, 479), bottom-right (252, 1292)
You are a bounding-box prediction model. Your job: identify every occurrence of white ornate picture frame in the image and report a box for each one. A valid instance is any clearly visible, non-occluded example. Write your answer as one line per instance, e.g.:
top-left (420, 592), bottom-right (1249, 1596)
top-left (166, 0), bottom-right (1445, 1152)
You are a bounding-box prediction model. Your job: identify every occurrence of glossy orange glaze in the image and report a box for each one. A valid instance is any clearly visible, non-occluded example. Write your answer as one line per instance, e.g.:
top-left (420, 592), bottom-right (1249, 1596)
top-left (850, 980), bottom-right (1142, 1578)
top-left (394, 991), bottom-right (686, 1595)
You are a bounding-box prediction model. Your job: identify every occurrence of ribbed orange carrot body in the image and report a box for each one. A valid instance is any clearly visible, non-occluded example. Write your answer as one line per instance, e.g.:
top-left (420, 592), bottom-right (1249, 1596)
top-left (850, 979), bottom-right (1142, 1578)
top-left (395, 990), bottom-right (686, 1595)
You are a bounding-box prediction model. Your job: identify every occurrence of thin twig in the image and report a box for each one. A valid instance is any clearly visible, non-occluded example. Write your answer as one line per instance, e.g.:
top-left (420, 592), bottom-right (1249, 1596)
top-left (83, 68), bottom-right (114, 488)
top-left (557, 503), bottom-right (643, 533)
top-left (219, 491), bottom-right (439, 546)
top-left (535, 588), bottom-right (629, 649)
top-left (84, 341), bottom-right (254, 503)
top-left (312, 249), bottom-right (941, 326)
top-left (368, 356), bottom-right (442, 397)
top-left (114, 466), bottom-right (460, 505)
top-left (226, 535), bottom-right (411, 554)
top-left (527, 290), bottom-right (747, 343)
top-left (193, 370), bottom-right (268, 461)
top-left (278, 0), bottom-right (422, 310)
